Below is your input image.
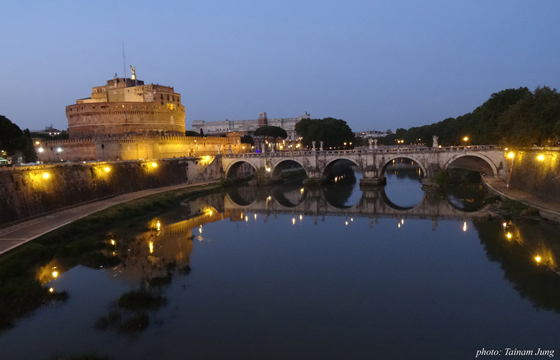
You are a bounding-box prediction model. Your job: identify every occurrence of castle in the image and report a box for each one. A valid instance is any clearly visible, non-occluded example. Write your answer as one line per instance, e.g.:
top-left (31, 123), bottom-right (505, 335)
top-left (36, 72), bottom-right (243, 162)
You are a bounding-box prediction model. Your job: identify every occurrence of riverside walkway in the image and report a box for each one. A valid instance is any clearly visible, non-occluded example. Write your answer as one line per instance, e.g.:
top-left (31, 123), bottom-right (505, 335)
top-left (483, 176), bottom-right (560, 222)
top-left (0, 181), bottom-right (218, 256)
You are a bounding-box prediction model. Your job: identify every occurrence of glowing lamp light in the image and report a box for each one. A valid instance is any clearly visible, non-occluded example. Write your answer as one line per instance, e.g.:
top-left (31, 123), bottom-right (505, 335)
top-left (265, 167), bottom-right (271, 172)
top-left (299, 215), bottom-right (303, 221)
top-left (245, 216), bottom-right (248, 222)
top-left (209, 210), bottom-right (213, 216)
top-left (156, 221), bottom-right (161, 232)
top-left (149, 241), bottom-right (154, 254)
top-left (507, 152), bottom-right (515, 159)
top-left (401, 219), bottom-right (404, 225)
top-left (398, 223), bottom-right (401, 228)
top-left (300, 188), bottom-right (304, 194)
top-left (463, 222), bottom-right (467, 232)
top-left (537, 154), bottom-right (545, 161)
top-left (38, 147), bottom-right (44, 153)
top-left (52, 271), bottom-right (58, 278)
top-left (42, 172), bottom-right (50, 179)
top-left (151, 162), bottom-right (158, 168)
top-left (502, 222), bottom-right (507, 228)
top-left (57, 147), bottom-right (63, 153)
top-left (110, 239), bottom-right (116, 246)
top-left (292, 218), bottom-right (296, 225)
top-left (463, 137), bottom-right (469, 142)
top-left (506, 232), bottom-right (512, 239)
top-left (104, 166), bottom-right (111, 172)
top-left (535, 255), bottom-right (542, 263)
top-left (35, 141), bottom-right (40, 145)
top-left (49, 288), bottom-right (54, 293)
top-left (254, 213), bottom-right (257, 220)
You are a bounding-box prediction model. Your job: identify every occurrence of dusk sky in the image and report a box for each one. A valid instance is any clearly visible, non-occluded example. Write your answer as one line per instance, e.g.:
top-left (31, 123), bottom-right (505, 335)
top-left (1, 0), bottom-right (559, 132)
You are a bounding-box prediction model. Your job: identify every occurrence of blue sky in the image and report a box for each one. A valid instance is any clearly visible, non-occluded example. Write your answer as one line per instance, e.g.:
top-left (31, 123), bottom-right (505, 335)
top-left (1, 0), bottom-right (559, 132)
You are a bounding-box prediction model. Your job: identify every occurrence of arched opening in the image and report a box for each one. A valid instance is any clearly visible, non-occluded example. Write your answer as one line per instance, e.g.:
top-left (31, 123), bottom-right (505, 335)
top-left (271, 160), bottom-right (307, 184)
top-left (322, 159), bottom-right (362, 208)
top-left (381, 158), bottom-right (424, 208)
top-left (444, 155), bottom-right (493, 212)
top-left (271, 184), bottom-right (307, 208)
top-left (226, 186), bottom-right (257, 206)
top-left (226, 161), bottom-right (256, 181)
top-left (446, 155), bottom-right (495, 177)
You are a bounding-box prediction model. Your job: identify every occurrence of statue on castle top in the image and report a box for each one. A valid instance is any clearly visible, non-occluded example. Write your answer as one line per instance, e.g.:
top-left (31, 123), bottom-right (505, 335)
top-left (130, 65), bottom-right (136, 80)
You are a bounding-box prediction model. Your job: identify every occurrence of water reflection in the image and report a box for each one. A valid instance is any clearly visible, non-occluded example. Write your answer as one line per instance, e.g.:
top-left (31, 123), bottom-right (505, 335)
top-left (4, 181), bottom-right (560, 359)
top-left (383, 160), bottom-right (424, 208)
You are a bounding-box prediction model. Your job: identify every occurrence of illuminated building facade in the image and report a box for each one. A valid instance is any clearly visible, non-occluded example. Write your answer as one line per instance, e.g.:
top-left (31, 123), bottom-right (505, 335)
top-left (36, 73), bottom-right (244, 162)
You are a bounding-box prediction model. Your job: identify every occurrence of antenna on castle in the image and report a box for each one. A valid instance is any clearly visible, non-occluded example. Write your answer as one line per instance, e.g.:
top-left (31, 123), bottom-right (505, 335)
top-left (122, 41), bottom-right (126, 79)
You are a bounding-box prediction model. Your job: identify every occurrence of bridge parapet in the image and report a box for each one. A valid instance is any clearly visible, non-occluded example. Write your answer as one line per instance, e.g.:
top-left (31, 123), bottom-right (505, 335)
top-left (221, 145), bottom-right (506, 184)
top-left (223, 145), bottom-right (501, 158)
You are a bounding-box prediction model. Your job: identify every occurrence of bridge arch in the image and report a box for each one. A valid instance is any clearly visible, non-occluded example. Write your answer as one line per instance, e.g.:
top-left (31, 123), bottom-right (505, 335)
top-left (380, 155), bottom-right (427, 177)
top-left (442, 153), bottom-right (498, 177)
top-left (270, 159), bottom-right (308, 179)
top-left (224, 159), bottom-right (258, 179)
top-left (322, 157), bottom-right (362, 178)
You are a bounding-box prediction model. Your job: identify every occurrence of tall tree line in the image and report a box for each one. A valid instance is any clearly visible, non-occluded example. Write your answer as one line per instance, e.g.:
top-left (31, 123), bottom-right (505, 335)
top-left (377, 86), bottom-right (560, 147)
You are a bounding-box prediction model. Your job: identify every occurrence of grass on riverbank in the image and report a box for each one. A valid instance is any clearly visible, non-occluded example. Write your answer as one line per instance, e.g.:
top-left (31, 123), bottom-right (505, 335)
top-left (0, 182), bottom-right (221, 330)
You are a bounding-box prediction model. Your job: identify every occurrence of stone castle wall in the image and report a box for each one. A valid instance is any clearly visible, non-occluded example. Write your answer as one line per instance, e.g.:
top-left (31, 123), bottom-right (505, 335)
top-left (0, 158), bottom-right (220, 225)
top-left (66, 101), bottom-right (185, 138)
top-left (509, 148), bottom-right (560, 203)
top-left (36, 135), bottom-right (246, 162)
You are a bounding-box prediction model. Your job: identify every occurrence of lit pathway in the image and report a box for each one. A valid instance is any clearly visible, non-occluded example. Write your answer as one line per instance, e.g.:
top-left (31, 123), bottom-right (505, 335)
top-left (0, 181), bottom-right (218, 256)
top-left (483, 176), bottom-right (560, 222)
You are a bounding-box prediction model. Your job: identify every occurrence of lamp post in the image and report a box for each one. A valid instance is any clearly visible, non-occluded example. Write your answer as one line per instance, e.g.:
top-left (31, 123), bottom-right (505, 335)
top-left (506, 152), bottom-right (515, 188)
top-left (463, 136), bottom-right (469, 147)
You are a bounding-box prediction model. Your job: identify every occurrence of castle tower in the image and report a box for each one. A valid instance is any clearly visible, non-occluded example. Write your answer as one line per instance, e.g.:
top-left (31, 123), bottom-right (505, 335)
top-left (258, 112), bottom-right (268, 127)
top-left (66, 76), bottom-right (186, 139)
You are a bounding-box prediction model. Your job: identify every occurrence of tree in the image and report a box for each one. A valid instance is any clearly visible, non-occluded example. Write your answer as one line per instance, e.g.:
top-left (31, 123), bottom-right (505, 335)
top-left (254, 126), bottom-right (288, 139)
top-left (497, 86), bottom-right (560, 146)
top-left (185, 130), bottom-right (201, 137)
top-left (295, 118), bottom-right (355, 149)
top-left (376, 87), bottom-right (533, 146)
top-left (240, 135), bottom-right (254, 145)
top-left (0, 115), bottom-right (37, 162)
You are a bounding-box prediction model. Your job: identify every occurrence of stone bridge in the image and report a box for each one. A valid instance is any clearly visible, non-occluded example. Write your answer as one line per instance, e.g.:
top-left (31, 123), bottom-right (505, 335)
top-left (223, 186), bottom-right (491, 229)
top-left (222, 145), bottom-right (506, 186)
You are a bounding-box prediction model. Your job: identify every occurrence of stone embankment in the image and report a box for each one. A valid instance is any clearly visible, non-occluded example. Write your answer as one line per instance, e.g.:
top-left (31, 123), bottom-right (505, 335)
top-left (0, 156), bottom-right (223, 226)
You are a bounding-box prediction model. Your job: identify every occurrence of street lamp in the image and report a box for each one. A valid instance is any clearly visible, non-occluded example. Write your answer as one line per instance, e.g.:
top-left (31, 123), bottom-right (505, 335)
top-left (506, 151), bottom-right (515, 188)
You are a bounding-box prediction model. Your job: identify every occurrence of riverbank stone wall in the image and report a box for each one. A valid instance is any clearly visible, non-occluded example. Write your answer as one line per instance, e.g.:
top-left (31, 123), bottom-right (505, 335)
top-left (0, 157), bottom-right (220, 226)
top-left (509, 148), bottom-right (560, 203)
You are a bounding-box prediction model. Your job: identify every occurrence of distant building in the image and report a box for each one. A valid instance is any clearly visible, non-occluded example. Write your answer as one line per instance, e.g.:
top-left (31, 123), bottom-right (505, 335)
top-left (192, 112), bottom-right (310, 141)
top-left (30, 125), bottom-right (63, 137)
top-left (355, 130), bottom-right (389, 139)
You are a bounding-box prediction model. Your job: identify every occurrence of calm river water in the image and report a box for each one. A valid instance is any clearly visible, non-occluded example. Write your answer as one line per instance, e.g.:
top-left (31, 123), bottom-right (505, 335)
top-left (2, 163), bottom-right (560, 360)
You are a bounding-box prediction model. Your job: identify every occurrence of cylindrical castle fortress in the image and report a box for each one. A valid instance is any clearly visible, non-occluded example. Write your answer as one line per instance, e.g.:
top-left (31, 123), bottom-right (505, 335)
top-left (66, 76), bottom-right (185, 139)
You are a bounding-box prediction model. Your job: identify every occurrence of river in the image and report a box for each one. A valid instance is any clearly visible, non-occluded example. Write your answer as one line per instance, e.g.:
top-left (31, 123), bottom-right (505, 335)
top-left (1, 162), bottom-right (560, 360)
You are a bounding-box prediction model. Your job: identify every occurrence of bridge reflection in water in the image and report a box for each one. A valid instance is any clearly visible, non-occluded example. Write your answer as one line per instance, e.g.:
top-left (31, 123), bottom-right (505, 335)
top-left (224, 184), bottom-right (491, 228)
top-left (130, 185), bottom-right (560, 317)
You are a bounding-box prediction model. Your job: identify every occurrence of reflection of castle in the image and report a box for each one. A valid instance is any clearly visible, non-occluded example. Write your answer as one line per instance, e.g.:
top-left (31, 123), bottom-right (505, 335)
top-left (36, 73), bottom-right (244, 162)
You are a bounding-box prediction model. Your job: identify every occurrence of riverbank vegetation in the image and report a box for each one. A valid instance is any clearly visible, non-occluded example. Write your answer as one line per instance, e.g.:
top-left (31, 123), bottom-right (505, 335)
top-left (378, 86), bottom-right (560, 147)
top-left (0, 183), bottom-right (221, 329)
